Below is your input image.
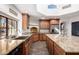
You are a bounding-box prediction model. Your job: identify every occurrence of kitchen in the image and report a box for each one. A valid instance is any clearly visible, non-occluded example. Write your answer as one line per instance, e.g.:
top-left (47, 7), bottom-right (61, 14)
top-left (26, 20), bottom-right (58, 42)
top-left (0, 4), bottom-right (79, 55)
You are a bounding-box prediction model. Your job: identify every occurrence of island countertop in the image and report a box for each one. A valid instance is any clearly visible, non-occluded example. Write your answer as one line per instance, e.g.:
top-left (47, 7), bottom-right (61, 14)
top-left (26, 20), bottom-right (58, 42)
top-left (46, 34), bottom-right (79, 53)
top-left (0, 35), bottom-right (32, 55)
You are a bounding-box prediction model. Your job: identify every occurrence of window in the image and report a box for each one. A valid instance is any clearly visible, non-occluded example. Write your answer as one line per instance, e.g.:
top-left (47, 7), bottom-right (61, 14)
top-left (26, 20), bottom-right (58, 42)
top-left (0, 15), bottom-right (17, 39)
top-left (0, 16), bottom-right (7, 39)
top-left (8, 19), bottom-right (17, 37)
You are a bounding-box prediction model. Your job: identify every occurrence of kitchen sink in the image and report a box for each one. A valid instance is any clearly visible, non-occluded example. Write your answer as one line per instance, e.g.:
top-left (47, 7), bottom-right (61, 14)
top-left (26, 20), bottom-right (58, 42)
top-left (13, 36), bottom-right (29, 40)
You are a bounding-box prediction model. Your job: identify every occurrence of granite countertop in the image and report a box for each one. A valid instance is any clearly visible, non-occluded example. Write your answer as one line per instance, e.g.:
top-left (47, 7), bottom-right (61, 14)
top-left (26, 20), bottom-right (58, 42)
top-left (0, 34), bottom-right (32, 55)
top-left (46, 34), bottom-right (79, 53)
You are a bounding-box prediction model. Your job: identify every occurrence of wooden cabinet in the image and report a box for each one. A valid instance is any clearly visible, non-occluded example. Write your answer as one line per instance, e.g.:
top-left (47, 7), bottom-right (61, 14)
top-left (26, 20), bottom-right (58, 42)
top-left (31, 33), bottom-right (47, 41)
top-left (24, 43), bottom-right (29, 55)
top-left (28, 38), bottom-right (33, 54)
top-left (22, 14), bottom-right (29, 31)
top-left (32, 33), bottom-right (39, 42)
top-left (54, 43), bottom-right (65, 55)
top-left (39, 34), bottom-right (43, 41)
top-left (22, 36), bottom-right (33, 55)
top-left (40, 20), bottom-right (50, 29)
top-left (46, 36), bottom-right (65, 55)
top-left (42, 34), bottom-right (47, 41)
top-left (22, 41), bottom-right (29, 55)
top-left (46, 36), bottom-right (54, 55)
top-left (50, 19), bottom-right (59, 25)
top-left (53, 42), bottom-right (79, 55)
top-left (39, 34), bottom-right (47, 41)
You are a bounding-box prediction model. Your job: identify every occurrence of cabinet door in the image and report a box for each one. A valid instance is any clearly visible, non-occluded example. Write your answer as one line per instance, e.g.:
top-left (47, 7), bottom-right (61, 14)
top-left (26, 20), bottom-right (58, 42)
top-left (39, 34), bottom-right (43, 41)
top-left (39, 34), bottom-right (47, 41)
top-left (54, 43), bottom-right (65, 55)
top-left (32, 34), bottom-right (39, 42)
top-left (22, 41), bottom-right (29, 55)
top-left (42, 34), bottom-right (47, 41)
top-left (46, 37), bottom-right (54, 55)
top-left (50, 19), bottom-right (59, 25)
top-left (25, 43), bottom-right (29, 55)
top-left (40, 20), bottom-right (49, 29)
top-left (28, 38), bottom-right (33, 54)
top-left (49, 40), bottom-right (54, 55)
top-left (22, 37), bottom-right (33, 55)
top-left (46, 38), bottom-right (50, 53)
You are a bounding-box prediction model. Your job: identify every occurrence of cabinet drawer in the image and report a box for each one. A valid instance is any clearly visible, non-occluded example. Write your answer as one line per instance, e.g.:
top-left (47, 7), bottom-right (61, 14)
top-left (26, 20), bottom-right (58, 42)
top-left (54, 43), bottom-right (65, 55)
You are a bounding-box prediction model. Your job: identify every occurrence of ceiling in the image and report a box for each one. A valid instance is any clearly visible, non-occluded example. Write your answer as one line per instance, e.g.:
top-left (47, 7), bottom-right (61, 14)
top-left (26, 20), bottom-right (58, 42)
top-left (14, 4), bottom-right (45, 18)
top-left (14, 4), bottom-right (79, 19)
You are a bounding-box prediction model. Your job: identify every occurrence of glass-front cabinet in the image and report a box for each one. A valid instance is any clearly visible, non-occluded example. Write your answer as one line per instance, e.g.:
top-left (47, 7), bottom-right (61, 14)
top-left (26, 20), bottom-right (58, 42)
top-left (0, 16), bottom-right (17, 39)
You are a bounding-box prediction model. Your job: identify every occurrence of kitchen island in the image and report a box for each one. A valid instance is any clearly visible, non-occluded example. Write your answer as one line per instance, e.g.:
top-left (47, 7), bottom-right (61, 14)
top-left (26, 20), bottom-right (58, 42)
top-left (46, 34), bottom-right (79, 55)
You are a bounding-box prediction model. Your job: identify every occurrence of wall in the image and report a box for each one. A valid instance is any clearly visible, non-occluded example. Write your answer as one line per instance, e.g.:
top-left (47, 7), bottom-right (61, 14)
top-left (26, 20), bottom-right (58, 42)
top-left (26, 16), bottom-right (39, 32)
top-left (0, 4), bottom-right (22, 35)
top-left (60, 14), bottom-right (79, 38)
top-left (29, 16), bottom-right (39, 25)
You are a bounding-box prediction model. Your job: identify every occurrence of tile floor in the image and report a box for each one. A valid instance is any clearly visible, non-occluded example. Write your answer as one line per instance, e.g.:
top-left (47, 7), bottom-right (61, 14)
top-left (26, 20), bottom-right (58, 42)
top-left (29, 41), bottom-right (49, 55)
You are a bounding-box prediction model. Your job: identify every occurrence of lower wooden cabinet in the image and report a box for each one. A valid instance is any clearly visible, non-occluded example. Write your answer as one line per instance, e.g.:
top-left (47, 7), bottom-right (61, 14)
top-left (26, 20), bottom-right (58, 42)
top-left (39, 34), bottom-right (43, 41)
top-left (31, 33), bottom-right (47, 42)
top-left (53, 43), bottom-right (79, 55)
top-left (46, 37), bottom-right (54, 55)
top-left (21, 41), bottom-right (28, 55)
top-left (22, 37), bottom-right (33, 55)
top-left (46, 36), bottom-right (65, 55)
top-left (32, 33), bottom-right (39, 42)
top-left (24, 43), bottom-right (29, 55)
top-left (53, 43), bottom-right (65, 55)
top-left (39, 34), bottom-right (47, 41)
top-left (42, 34), bottom-right (47, 41)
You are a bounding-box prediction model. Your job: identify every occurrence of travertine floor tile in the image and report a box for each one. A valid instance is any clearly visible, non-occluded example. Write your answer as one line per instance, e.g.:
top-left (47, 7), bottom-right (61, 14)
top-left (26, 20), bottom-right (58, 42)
top-left (29, 41), bottom-right (49, 55)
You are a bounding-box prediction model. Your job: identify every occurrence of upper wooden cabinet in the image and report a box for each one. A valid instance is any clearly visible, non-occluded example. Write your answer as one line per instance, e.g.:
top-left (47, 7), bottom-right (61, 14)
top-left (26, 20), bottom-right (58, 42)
top-left (50, 19), bottom-right (59, 25)
top-left (39, 19), bottom-right (59, 29)
top-left (22, 14), bottom-right (29, 31)
top-left (40, 20), bottom-right (50, 29)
